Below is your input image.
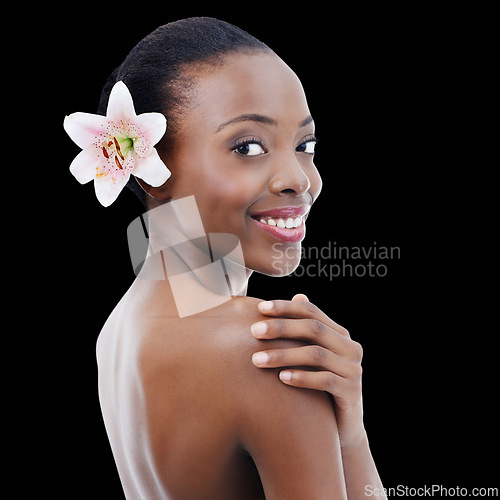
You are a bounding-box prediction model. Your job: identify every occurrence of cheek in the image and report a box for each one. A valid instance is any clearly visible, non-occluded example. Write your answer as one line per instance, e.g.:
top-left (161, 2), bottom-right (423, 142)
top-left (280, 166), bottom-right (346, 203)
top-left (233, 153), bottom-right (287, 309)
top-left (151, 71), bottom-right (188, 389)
top-left (166, 141), bottom-right (259, 233)
top-left (196, 166), bottom-right (260, 234)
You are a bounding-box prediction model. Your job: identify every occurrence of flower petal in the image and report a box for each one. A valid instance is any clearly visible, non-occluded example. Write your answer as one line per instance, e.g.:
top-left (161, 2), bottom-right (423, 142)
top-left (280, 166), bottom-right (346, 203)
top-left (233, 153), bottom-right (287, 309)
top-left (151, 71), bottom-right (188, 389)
top-left (133, 112), bottom-right (167, 155)
top-left (133, 148), bottom-right (171, 187)
top-left (64, 80), bottom-right (172, 207)
top-left (106, 81), bottom-right (137, 123)
top-left (64, 113), bottom-right (110, 149)
top-left (69, 150), bottom-right (98, 184)
top-left (94, 170), bottom-right (132, 207)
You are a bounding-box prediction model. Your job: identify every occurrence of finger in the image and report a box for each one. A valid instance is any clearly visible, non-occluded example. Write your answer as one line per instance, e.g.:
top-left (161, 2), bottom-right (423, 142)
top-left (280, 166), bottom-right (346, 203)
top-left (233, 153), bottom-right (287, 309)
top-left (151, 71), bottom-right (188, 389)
top-left (257, 299), bottom-right (350, 338)
top-left (251, 318), bottom-right (354, 358)
top-left (251, 345), bottom-right (354, 378)
top-left (291, 293), bottom-right (309, 302)
top-left (279, 370), bottom-right (363, 407)
top-left (279, 369), bottom-right (344, 395)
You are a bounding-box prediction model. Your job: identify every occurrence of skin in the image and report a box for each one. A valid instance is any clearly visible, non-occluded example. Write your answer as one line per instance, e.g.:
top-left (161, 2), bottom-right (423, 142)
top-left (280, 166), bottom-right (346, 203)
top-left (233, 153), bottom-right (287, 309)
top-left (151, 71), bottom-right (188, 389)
top-left (98, 52), bottom-right (385, 499)
top-left (148, 52), bottom-right (320, 275)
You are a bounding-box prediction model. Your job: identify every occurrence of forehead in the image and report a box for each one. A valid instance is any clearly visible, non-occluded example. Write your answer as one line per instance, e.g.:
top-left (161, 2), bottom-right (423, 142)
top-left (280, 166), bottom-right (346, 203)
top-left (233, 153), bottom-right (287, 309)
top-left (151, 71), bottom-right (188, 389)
top-left (186, 53), bottom-right (311, 130)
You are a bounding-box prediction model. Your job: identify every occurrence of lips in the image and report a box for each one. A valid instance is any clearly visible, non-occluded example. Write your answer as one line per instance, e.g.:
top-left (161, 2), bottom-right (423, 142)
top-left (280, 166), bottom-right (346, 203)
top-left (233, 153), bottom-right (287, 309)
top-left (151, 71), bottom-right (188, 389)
top-left (248, 206), bottom-right (310, 243)
top-left (249, 206), bottom-right (310, 219)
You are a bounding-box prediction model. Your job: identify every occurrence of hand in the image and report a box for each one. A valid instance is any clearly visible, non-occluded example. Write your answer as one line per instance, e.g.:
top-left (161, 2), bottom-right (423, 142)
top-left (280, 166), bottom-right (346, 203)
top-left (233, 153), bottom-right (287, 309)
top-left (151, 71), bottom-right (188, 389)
top-left (251, 294), bottom-right (365, 448)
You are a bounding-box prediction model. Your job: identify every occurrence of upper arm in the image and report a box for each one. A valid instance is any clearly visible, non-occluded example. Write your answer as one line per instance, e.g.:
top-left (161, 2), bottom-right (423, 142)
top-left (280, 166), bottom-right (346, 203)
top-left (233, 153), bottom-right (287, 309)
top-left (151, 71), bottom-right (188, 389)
top-left (236, 338), bottom-right (347, 500)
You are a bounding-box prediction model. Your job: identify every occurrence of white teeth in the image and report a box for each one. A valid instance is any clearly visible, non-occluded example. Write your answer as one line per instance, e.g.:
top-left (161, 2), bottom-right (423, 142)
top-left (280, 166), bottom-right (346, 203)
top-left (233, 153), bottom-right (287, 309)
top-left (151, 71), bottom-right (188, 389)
top-left (256, 215), bottom-right (304, 229)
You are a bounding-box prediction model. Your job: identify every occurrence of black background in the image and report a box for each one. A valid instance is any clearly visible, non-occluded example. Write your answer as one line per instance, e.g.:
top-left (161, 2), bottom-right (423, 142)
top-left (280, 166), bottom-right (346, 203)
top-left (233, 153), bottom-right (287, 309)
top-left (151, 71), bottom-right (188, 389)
top-left (21, 4), bottom-right (497, 498)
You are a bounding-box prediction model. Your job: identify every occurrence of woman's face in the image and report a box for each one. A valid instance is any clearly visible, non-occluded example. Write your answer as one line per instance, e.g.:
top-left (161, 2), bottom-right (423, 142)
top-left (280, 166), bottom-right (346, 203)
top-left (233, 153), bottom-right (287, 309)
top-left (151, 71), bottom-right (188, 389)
top-left (158, 52), bottom-right (322, 276)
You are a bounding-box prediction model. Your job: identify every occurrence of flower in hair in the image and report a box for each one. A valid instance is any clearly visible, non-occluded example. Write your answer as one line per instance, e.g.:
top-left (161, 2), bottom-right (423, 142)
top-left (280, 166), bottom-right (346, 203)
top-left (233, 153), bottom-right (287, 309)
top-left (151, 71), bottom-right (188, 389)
top-left (63, 81), bottom-right (170, 207)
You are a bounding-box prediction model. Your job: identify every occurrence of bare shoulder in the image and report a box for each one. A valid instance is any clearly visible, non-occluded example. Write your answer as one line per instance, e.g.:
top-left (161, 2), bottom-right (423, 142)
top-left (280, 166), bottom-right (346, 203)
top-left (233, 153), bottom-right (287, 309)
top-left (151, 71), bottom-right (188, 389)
top-left (212, 295), bottom-right (337, 419)
top-left (136, 294), bottom-right (317, 417)
top-left (136, 295), bottom-right (346, 498)
top-left (211, 295), bottom-right (305, 354)
top-left (134, 295), bottom-right (280, 390)
top-left (137, 293), bottom-right (327, 407)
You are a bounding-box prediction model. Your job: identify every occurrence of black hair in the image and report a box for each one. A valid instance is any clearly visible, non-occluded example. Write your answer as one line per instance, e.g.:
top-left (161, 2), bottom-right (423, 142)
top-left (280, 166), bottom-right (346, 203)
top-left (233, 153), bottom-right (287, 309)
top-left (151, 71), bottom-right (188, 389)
top-left (97, 17), bottom-right (272, 206)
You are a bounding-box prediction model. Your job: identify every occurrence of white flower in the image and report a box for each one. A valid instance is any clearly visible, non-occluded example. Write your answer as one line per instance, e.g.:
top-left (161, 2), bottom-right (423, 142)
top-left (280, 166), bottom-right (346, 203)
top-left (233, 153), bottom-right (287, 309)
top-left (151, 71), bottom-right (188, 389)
top-left (64, 81), bottom-right (170, 207)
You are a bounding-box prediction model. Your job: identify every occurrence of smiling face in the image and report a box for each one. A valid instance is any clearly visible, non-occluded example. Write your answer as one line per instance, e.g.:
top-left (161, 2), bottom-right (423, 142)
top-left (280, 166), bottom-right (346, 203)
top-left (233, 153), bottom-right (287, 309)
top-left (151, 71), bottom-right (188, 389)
top-left (149, 52), bottom-right (322, 276)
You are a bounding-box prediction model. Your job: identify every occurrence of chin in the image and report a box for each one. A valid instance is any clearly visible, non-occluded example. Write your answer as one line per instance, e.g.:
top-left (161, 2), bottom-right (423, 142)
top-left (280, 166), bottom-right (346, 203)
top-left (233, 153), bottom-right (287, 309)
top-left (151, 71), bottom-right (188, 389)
top-left (269, 259), bottom-right (302, 277)
top-left (246, 250), bottom-right (302, 277)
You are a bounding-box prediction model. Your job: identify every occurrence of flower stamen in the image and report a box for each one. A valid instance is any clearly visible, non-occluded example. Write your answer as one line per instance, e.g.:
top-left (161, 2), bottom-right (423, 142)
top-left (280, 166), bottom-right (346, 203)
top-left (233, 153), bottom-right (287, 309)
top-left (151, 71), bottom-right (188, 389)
top-left (115, 156), bottom-right (123, 170)
top-left (113, 137), bottom-right (125, 161)
top-left (102, 146), bottom-right (109, 159)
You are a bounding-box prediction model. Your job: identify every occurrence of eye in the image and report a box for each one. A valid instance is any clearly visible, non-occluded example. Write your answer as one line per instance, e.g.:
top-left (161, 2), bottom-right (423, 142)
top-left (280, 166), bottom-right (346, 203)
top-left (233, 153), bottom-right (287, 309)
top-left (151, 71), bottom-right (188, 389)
top-left (232, 138), bottom-right (267, 157)
top-left (296, 138), bottom-right (317, 154)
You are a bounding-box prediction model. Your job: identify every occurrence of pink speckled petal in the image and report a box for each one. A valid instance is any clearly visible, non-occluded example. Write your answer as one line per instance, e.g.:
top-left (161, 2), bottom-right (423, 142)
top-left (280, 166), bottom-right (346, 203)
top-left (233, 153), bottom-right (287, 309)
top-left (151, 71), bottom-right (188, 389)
top-left (69, 150), bottom-right (98, 184)
top-left (94, 168), bottom-right (132, 207)
top-left (132, 113), bottom-right (167, 157)
top-left (106, 81), bottom-right (137, 123)
top-left (63, 113), bottom-right (110, 150)
top-left (133, 148), bottom-right (171, 187)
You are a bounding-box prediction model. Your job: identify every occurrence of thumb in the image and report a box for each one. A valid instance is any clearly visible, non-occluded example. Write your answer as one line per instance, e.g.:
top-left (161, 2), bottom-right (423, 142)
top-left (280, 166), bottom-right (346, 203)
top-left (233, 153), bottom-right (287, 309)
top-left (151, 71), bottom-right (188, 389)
top-left (292, 293), bottom-right (309, 302)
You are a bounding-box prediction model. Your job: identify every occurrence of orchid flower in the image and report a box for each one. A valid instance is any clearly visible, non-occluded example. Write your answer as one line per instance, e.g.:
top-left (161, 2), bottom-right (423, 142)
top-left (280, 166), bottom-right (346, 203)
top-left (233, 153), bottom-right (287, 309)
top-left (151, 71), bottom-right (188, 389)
top-left (64, 81), bottom-right (170, 207)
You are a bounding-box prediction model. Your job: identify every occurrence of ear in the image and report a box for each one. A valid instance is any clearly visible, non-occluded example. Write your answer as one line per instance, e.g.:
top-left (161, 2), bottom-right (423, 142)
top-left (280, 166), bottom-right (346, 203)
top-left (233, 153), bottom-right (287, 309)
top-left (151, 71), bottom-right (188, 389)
top-left (136, 177), bottom-right (172, 203)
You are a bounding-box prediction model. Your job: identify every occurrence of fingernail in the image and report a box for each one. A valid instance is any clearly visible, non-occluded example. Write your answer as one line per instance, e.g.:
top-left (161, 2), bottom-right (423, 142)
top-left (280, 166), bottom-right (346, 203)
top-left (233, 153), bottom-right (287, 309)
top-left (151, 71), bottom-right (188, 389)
top-left (252, 352), bottom-right (269, 366)
top-left (279, 370), bottom-right (292, 382)
top-left (251, 322), bottom-right (267, 337)
top-left (258, 301), bottom-right (273, 311)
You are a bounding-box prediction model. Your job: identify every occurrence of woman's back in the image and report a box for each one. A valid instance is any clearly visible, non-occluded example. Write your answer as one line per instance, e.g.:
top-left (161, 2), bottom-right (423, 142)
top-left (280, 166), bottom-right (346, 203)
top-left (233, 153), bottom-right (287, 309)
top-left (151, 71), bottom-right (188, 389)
top-left (98, 280), bottom-right (267, 498)
top-left (97, 279), bottom-right (345, 499)
top-left (97, 280), bottom-right (168, 498)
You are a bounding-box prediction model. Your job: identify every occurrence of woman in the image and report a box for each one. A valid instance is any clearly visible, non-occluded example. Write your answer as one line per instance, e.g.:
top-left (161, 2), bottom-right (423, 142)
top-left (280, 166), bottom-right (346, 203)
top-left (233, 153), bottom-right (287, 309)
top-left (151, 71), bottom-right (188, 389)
top-left (65, 17), bottom-right (386, 499)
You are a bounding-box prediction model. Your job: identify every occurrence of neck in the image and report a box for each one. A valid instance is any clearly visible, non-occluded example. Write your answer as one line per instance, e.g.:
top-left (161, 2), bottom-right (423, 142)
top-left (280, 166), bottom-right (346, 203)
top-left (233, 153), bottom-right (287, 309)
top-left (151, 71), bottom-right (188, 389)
top-left (128, 195), bottom-right (252, 317)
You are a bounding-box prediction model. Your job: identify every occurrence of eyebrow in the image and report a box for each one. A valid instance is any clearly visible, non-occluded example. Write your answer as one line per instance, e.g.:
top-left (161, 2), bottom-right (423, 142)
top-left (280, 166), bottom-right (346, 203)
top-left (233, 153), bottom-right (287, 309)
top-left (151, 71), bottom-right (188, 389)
top-left (215, 113), bottom-right (313, 132)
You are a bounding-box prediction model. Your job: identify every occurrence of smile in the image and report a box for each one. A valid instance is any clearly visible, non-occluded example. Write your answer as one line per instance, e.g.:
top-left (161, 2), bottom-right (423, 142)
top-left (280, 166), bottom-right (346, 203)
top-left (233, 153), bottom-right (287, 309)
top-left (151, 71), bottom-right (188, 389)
top-left (248, 206), bottom-right (309, 243)
top-left (256, 216), bottom-right (303, 228)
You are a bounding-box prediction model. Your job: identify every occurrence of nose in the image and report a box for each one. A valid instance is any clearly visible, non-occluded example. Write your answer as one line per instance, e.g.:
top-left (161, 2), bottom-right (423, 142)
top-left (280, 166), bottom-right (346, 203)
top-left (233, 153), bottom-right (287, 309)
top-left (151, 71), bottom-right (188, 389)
top-left (268, 154), bottom-right (311, 196)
